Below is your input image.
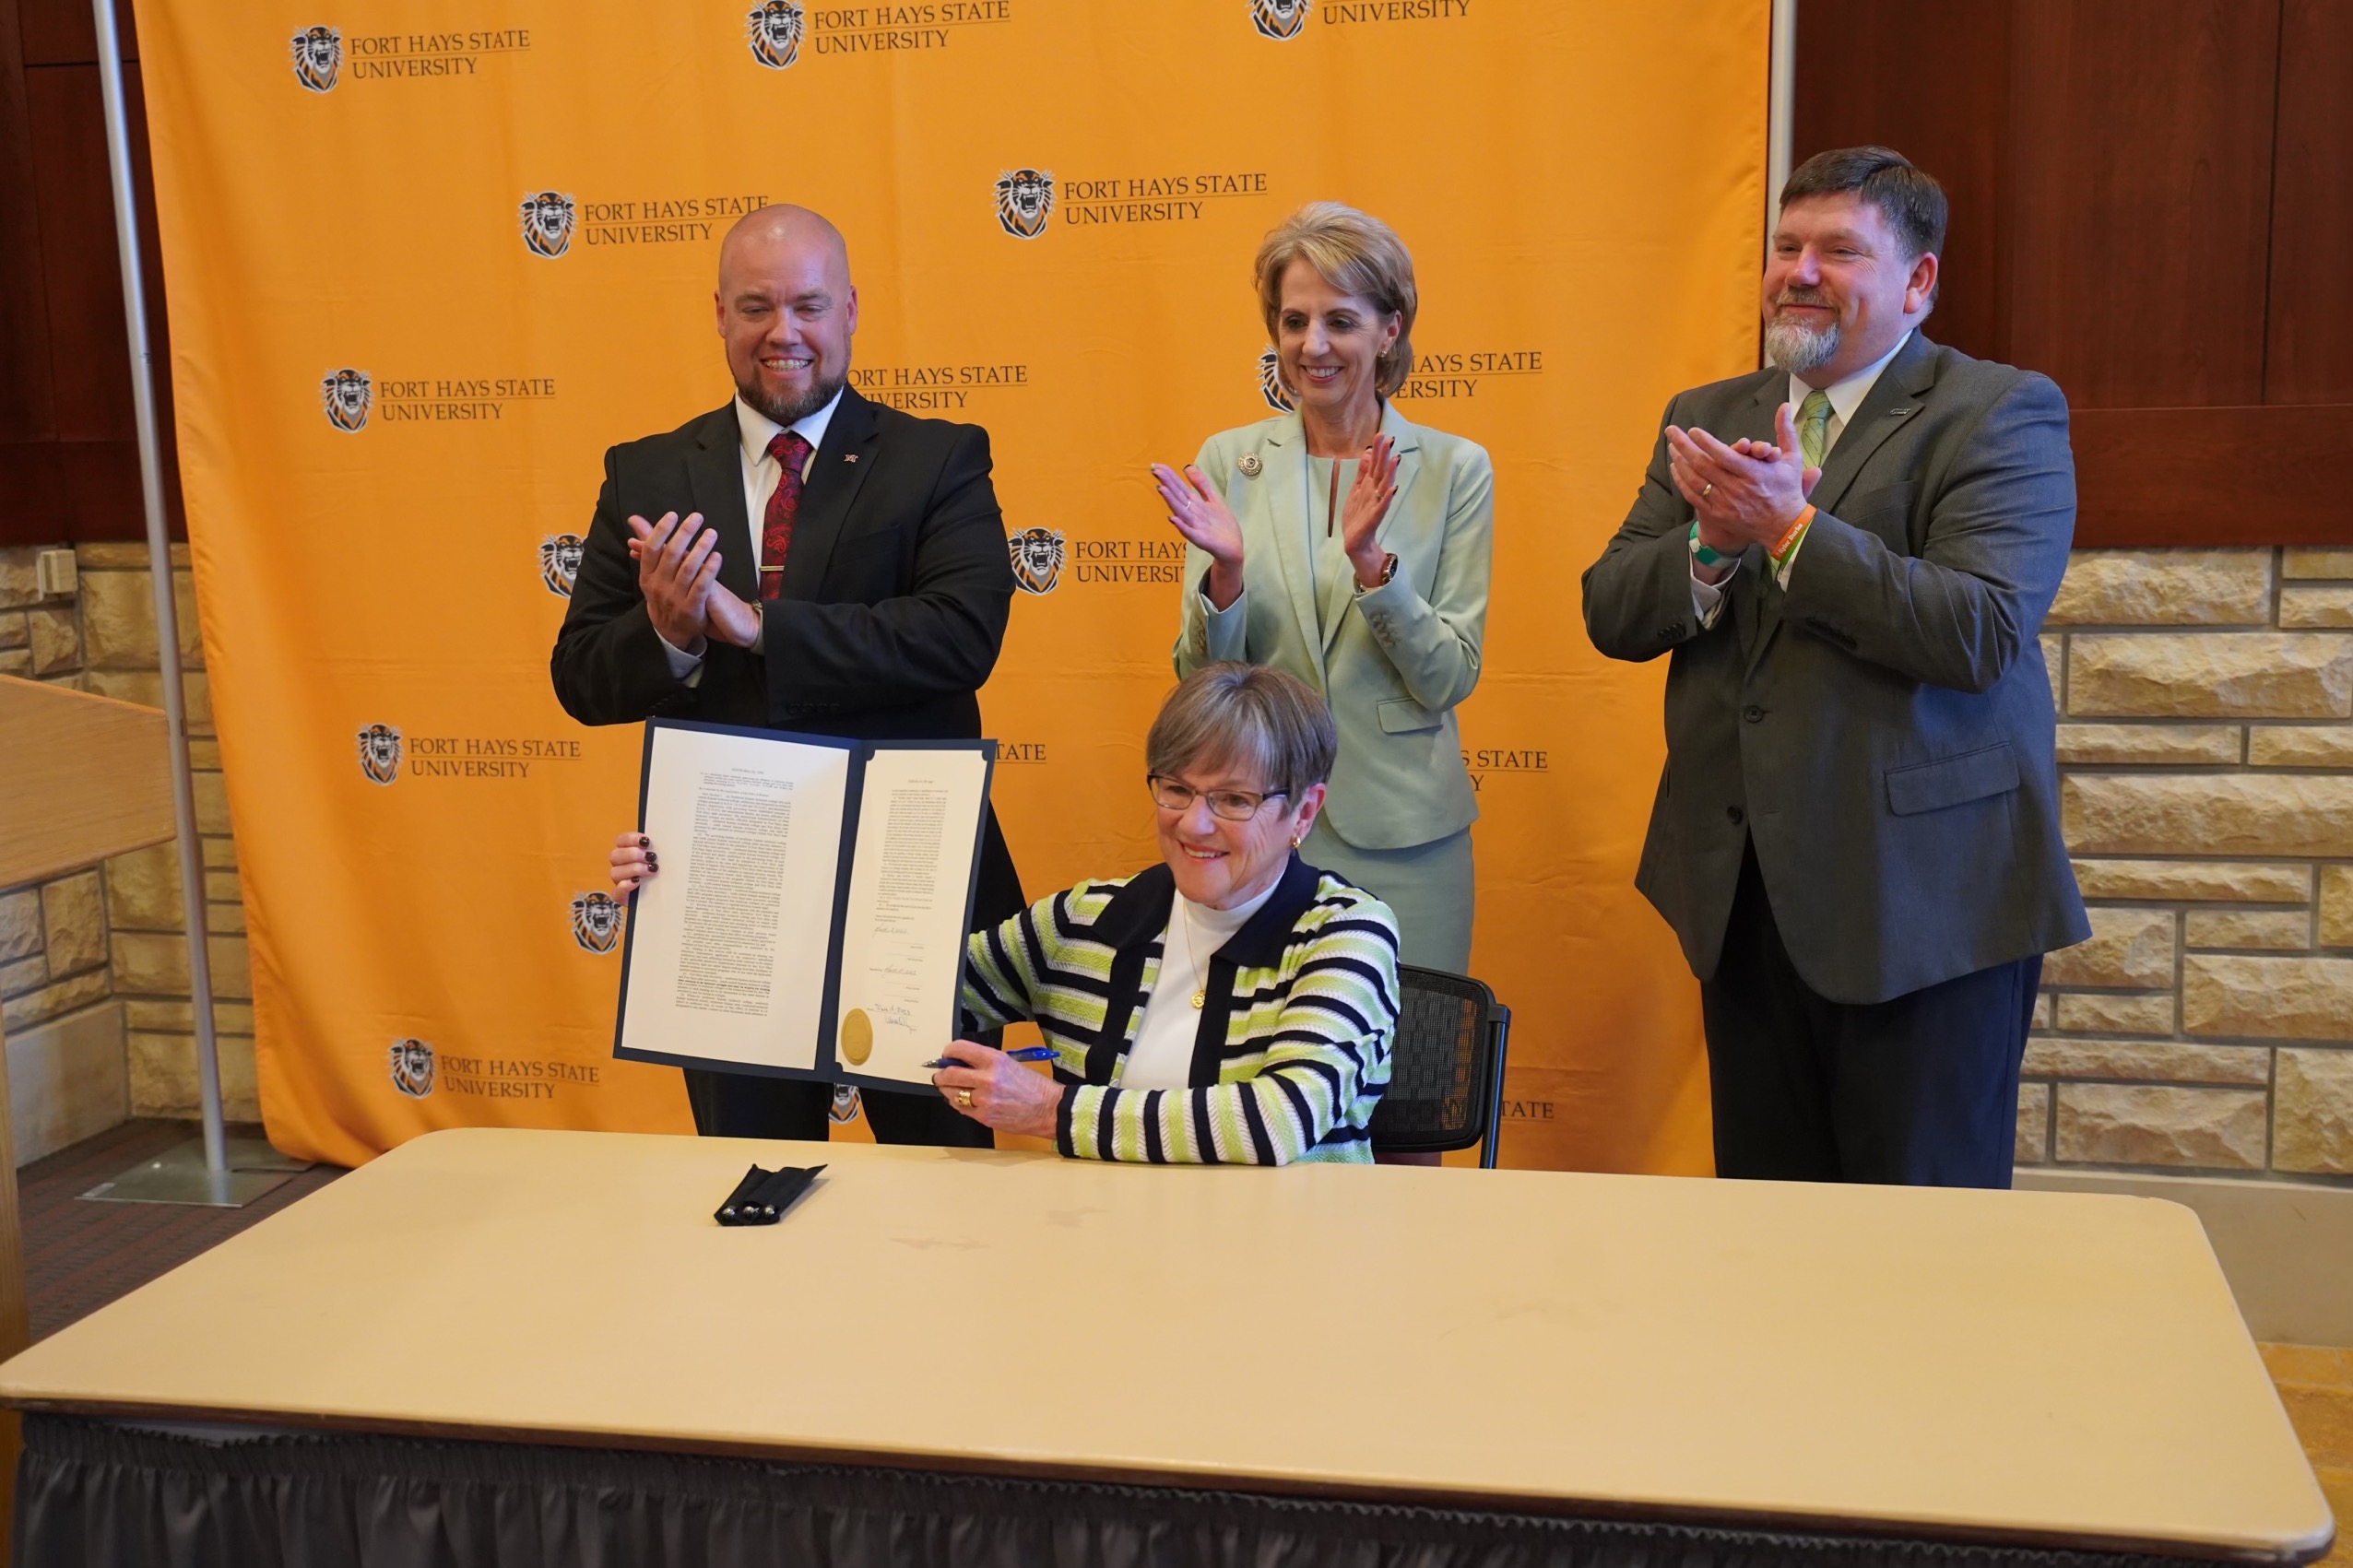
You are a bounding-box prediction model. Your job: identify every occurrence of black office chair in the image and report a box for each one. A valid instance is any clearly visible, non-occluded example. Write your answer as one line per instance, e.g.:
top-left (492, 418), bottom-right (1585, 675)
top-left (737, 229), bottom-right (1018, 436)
top-left (1366, 965), bottom-right (1511, 1169)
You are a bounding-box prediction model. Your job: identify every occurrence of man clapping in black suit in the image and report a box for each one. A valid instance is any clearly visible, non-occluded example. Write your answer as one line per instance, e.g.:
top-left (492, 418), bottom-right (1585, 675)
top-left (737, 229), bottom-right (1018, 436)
top-left (551, 203), bottom-right (1025, 1148)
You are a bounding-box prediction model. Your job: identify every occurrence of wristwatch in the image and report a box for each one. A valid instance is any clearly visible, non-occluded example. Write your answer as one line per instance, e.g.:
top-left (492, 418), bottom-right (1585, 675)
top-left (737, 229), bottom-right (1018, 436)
top-left (1688, 520), bottom-right (1729, 568)
top-left (1354, 552), bottom-right (1400, 594)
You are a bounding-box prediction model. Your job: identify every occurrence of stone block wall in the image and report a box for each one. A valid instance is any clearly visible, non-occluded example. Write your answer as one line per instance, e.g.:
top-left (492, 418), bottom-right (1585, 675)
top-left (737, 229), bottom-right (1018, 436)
top-left (2023, 547), bottom-right (2353, 1179)
top-left (5, 540), bottom-right (2350, 1176)
top-left (0, 542), bottom-right (257, 1125)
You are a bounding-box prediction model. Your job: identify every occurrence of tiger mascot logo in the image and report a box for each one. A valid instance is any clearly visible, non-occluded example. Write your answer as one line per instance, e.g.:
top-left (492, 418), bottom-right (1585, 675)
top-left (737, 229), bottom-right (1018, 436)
top-left (829, 1084), bottom-right (863, 1125)
top-left (569, 890), bottom-right (624, 954)
top-left (320, 368), bottom-right (372, 432)
top-left (745, 0), bottom-right (805, 68)
top-left (1256, 348), bottom-right (1297, 412)
top-left (1249, 0), bottom-right (1308, 41)
top-left (993, 169), bottom-right (1055, 240)
top-left (519, 191), bottom-right (576, 259)
top-left (538, 534), bottom-right (585, 597)
top-left (389, 1040), bottom-right (435, 1098)
top-left (357, 723), bottom-right (403, 785)
top-left (1008, 526), bottom-right (1065, 595)
top-left (290, 26), bottom-right (342, 91)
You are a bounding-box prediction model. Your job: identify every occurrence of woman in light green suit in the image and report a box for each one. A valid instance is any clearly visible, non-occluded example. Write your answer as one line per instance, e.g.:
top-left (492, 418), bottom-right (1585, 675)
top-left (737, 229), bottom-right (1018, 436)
top-left (1156, 203), bottom-right (1492, 972)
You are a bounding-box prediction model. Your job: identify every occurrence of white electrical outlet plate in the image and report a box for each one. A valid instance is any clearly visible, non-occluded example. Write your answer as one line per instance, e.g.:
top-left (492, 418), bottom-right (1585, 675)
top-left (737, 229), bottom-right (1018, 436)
top-left (34, 549), bottom-right (77, 597)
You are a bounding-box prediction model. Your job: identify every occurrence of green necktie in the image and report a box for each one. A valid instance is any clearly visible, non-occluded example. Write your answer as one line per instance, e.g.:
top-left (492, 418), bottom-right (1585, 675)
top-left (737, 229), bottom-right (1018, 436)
top-left (1797, 388), bottom-right (1833, 468)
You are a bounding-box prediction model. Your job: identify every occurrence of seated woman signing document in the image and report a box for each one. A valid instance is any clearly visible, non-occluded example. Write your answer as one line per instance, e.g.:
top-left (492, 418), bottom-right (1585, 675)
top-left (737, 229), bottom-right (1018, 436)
top-left (612, 663), bottom-right (1401, 1163)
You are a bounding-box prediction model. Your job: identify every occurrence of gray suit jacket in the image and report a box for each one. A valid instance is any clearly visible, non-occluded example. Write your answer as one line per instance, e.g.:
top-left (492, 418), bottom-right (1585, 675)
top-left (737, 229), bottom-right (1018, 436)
top-left (1175, 404), bottom-right (1492, 850)
top-left (1580, 333), bottom-right (2088, 1005)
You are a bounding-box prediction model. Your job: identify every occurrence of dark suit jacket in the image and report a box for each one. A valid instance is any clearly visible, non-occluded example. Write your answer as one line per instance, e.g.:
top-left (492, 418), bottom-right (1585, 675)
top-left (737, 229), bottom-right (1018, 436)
top-left (1580, 333), bottom-right (2088, 1005)
top-left (550, 384), bottom-right (1026, 923)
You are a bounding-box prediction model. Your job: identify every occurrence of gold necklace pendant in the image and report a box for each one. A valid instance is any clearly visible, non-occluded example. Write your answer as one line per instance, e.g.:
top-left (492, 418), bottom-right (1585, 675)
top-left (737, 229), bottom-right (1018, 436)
top-left (1175, 901), bottom-right (1208, 1009)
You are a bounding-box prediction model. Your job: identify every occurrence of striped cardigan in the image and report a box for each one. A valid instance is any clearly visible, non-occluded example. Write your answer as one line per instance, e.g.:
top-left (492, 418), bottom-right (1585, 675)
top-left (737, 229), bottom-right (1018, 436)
top-left (961, 855), bottom-right (1400, 1164)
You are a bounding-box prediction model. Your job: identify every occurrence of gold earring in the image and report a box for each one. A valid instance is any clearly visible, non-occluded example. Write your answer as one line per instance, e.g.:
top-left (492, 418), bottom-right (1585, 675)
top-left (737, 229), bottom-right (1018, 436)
top-left (1290, 836), bottom-right (1302, 849)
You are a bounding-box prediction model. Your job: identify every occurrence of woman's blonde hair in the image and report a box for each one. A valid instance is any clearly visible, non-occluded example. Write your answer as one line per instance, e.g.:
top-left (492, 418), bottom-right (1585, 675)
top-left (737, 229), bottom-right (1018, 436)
top-left (1254, 202), bottom-right (1418, 399)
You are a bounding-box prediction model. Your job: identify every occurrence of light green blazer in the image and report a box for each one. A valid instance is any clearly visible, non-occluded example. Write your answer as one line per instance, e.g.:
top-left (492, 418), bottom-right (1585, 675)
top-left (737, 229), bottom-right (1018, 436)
top-left (1174, 403), bottom-right (1493, 851)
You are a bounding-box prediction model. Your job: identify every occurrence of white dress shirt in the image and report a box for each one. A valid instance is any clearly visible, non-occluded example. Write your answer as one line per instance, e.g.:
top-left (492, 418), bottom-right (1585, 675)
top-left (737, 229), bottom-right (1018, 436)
top-left (658, 388), bottom-right (845, 678)
top-left (1120, 876), bottom-right (1281, 1091)
top-left (1690, 329), bottom-right (1912, 625)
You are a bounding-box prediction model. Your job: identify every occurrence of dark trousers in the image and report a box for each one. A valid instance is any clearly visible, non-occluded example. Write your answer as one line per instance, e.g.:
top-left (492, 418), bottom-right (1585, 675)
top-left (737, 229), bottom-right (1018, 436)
top-left (1700, 844), bottom-right (2039, 1187)
top-left (682, 1068), bottom-right (993, 1147)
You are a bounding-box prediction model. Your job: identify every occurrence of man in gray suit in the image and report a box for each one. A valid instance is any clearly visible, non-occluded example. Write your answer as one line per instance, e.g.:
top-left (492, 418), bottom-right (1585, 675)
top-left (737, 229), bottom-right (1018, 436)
top-left (1581, 147), bottom-right (2087, 1187)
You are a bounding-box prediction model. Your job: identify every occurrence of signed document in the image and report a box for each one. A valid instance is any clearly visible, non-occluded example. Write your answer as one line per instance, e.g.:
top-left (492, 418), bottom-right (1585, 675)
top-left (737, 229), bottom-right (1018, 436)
top-left (613, 719), bottom-right (993, 1091)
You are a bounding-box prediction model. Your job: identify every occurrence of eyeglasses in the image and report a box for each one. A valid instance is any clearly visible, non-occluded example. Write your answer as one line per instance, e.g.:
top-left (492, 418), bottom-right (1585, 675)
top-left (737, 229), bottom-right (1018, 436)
top-left (1146, 774), bottom-right (1288, 822)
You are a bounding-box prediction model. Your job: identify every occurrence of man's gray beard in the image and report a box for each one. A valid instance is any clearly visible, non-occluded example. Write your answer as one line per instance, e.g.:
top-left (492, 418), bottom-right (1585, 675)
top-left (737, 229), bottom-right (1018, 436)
top-left (1763, 315), bottom-right (1839, 376)
top-left (737, 369), bottom-right (847, 429)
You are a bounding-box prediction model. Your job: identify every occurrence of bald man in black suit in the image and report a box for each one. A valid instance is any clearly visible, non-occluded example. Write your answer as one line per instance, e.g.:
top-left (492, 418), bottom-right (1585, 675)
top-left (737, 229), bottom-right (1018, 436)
top-left (552, 204), bottom-right (1024, 1147)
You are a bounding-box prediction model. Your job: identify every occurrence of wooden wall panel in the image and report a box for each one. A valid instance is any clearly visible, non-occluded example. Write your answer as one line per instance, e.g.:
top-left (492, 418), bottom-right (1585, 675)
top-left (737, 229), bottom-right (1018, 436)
top-left (2004, 0), bottom-right (2280, 410)
top-left (2264, 0), bottom-right (2353, 406)
top-left (2072, 406), bottom-right (2353, 547)
top-left (0, 0), bottom-right (181, 547)
top-left (18, 0), bottom-right (135, 67)
top-left (25, 64), bottom-right (130, 442)
top-left (1796, 0), bottom-right (2348, 546)
top-left (1789, 0), bottom-right (2010, 370)
top-left (0, 0), bottom-right (55, 444)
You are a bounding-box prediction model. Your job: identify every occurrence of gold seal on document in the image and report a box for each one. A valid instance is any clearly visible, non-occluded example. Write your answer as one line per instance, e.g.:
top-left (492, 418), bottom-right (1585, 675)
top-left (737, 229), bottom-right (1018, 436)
top-left (840, 1008), bottom-right (874, 1067)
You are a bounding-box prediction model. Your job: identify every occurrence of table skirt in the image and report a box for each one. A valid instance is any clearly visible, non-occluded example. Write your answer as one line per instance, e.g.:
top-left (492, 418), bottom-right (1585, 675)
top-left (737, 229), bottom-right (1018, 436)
top-left (11, 1413), bottom-right (2238, 1568)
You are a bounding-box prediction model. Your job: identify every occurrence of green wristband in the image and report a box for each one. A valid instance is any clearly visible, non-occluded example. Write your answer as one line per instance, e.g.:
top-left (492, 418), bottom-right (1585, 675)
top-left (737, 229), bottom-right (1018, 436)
top-left (1688, 519), bottom-right (1728, 568)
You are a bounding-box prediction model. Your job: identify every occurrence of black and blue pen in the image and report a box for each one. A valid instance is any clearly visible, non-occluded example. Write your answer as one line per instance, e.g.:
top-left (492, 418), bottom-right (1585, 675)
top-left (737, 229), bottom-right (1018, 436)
top-left (921, 1046), bottom-right (1054, 1069)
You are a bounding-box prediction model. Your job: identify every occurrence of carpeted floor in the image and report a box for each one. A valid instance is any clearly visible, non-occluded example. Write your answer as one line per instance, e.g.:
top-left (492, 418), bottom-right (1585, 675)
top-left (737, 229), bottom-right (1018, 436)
top-left (2266, 1345), bottom-right (2353, 1568)
top-left (18, 1118), bottom-right (343, 1342)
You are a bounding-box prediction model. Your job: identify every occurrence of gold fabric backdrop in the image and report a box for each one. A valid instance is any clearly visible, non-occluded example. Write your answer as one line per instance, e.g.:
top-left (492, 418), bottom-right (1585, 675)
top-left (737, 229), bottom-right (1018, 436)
top-left (135, 0), bottom-right (1769, 1168)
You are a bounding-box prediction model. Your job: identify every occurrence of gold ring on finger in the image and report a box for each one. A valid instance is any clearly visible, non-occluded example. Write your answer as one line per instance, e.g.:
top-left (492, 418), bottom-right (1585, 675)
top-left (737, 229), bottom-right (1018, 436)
top-left (956, 1090), bottom-right (975, 1109)
top-left (1701, 482), bottom-right (1714, 499)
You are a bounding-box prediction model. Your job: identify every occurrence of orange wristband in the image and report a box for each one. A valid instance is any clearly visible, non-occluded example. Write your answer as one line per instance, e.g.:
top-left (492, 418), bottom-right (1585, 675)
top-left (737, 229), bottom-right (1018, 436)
top-left (1769, 504), bottom-right (1815, 562)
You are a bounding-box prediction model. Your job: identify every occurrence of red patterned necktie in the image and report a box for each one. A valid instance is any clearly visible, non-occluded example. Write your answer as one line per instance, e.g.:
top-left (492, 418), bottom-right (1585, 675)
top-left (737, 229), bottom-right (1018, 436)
top-left (759, 430), bottom-right (814, 602)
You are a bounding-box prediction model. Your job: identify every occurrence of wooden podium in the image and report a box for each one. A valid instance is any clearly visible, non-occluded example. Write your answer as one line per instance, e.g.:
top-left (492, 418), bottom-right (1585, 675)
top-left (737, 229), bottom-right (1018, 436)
top-left (0, 675), bottom-right (176, 1522)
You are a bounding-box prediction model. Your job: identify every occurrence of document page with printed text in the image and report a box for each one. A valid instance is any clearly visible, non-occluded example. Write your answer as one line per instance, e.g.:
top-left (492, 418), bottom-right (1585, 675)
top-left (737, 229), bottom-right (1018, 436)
top-left (619, 726), bottom-right (852, 1074)
top-left (831, 747), bottom-right (991, 1085)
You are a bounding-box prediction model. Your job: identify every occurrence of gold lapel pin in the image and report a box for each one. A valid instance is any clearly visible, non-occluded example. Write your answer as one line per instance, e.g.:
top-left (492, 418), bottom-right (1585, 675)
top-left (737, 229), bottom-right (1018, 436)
top-left (1238, 454), bottom-right (1262, 477)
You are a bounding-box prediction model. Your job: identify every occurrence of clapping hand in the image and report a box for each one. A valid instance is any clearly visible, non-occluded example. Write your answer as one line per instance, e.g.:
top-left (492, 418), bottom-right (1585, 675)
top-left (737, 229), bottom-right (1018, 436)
top-left (1665, 401), bottom-right (1821, 559)
top-left (624, 513), bottom-right (761, 651)
top-left (1153, 462), bottom-right (1246, 609)
top-left (624, 512), bottom-right (717, 653)
top-left (1339, 434), bottom-right (1401, 586)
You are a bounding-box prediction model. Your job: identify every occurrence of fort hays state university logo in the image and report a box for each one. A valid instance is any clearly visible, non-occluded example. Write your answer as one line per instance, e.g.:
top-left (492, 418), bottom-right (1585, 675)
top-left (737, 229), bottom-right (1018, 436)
top-left (389, 1039), bottom-right (435, 1098)
top-left (994, 170), bottom-right (1054, 239)
top-left (569, 891), bottom-right (624, 954)
top-left (1250, 0), bottom-right (1308, 40)
top-left (1009, 527), bottom-right (1064, 595)
top-left (520, 192), bottom-right (576, 258)
top-left (290, 26), bottom-right (342, 90)
top-left (1256, 348), bottom-right (1296, 412)
top-left (539, 534), bottom-right (584, 597)
top-left (746, 0), bottom-right (805, 67)
top-left (357, 724), bottom-right (403, 784)
top-left (321, 368), bottom-right (371, 431)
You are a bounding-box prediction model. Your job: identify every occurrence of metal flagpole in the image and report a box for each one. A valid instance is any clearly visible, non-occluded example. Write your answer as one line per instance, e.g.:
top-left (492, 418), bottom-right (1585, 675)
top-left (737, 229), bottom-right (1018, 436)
top-left (82, 0), bottom-right (304, 1207)
top-left (1768, 0), bottom-right (1797, 218)
top-left (1763, 0), bottom-right (1798, 370)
